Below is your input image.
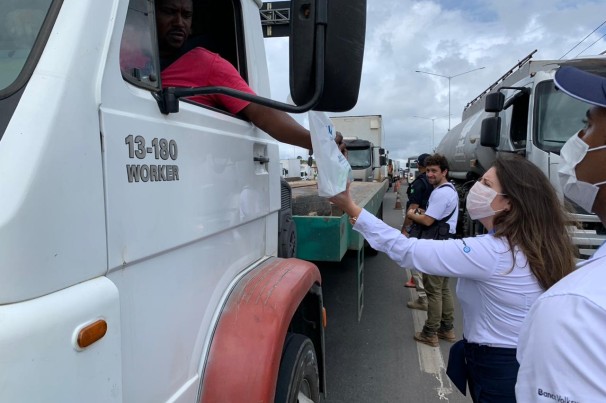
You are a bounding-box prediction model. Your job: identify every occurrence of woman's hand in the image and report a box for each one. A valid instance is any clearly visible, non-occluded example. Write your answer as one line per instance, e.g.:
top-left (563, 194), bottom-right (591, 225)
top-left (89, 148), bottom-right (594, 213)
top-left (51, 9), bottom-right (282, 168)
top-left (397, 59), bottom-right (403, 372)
top-left (329, 182), bottom-right (362, 219)
top-left (329, 182), bottom-right (353, 209)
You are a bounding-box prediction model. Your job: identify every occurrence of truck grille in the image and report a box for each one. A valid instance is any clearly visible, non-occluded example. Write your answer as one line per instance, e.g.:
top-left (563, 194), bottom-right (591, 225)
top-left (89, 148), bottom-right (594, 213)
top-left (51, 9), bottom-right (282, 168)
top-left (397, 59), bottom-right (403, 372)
top-left (280, 178), bottom-right (292, 211)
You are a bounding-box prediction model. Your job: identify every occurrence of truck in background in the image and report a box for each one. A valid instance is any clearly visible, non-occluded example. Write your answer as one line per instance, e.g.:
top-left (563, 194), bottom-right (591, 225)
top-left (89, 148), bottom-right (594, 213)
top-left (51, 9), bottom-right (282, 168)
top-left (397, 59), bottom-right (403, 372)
top-left (0, 0), bottom-right (366, 402)
top-left (406, 156), bottom-right (419, 184)
top-left (389, 159), bottom-right (401, 182)
top-left (281, 158), bottom-right (303, 180)
top-left (341, 138), bottom-right (384, 182)
top-left (436, 51), bottom-right (606, 256)
top-left (331, 115), bottom-right (388, 182)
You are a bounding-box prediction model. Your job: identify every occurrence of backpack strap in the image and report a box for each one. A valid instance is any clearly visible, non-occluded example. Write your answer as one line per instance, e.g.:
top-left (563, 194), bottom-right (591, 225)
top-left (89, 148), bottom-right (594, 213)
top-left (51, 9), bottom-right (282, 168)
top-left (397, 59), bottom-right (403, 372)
top-left (435, 183), bottom-right (457, 224)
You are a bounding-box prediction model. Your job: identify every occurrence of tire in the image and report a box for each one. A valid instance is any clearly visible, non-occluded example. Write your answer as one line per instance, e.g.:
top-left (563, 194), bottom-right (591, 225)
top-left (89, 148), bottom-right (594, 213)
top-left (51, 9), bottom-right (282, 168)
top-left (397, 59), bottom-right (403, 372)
top-left (278, 212), bottom-right (297, 258)
top-left (275, 333), bottom-right (320, 403)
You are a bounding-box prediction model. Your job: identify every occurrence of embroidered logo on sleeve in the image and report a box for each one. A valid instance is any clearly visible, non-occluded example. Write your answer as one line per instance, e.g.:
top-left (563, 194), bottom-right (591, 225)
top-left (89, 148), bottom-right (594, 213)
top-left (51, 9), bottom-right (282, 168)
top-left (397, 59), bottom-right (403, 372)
top-left (461, 239), bottom-right (471, 253)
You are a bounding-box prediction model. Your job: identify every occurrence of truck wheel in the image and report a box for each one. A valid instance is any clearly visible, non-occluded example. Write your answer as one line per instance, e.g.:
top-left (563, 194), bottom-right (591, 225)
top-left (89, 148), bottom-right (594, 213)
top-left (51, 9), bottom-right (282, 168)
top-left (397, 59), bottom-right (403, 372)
top-left (275, 333), bottom-right (320, 403)
top-left (279, 212), bottom-right (297, 258)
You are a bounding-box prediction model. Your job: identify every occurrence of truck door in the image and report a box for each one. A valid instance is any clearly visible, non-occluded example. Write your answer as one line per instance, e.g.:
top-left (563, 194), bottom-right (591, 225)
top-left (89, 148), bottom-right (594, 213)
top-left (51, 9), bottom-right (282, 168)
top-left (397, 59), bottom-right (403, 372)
top-left (98, 0), bottom-right (277, 400)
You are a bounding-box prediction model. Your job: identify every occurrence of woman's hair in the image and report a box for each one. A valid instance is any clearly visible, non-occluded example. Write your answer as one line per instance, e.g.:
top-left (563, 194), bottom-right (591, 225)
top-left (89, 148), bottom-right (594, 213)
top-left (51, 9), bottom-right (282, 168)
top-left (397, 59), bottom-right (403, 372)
top-left (492, 155), bottom-right (576, 290)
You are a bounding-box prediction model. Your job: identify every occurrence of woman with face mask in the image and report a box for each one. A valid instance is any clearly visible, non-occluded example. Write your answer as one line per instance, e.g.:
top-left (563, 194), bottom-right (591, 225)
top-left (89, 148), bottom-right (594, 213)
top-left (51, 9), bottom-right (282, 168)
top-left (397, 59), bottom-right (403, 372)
top-left (329, 154), bottom-right (576, 403)
top-left (516, 66), bottom-right (606, 402)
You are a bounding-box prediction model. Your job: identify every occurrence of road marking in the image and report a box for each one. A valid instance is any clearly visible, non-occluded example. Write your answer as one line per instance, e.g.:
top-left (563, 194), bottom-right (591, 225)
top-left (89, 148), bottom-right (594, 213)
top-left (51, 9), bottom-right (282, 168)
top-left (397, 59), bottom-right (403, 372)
top-left (406, 269), bottom-right (455, 400)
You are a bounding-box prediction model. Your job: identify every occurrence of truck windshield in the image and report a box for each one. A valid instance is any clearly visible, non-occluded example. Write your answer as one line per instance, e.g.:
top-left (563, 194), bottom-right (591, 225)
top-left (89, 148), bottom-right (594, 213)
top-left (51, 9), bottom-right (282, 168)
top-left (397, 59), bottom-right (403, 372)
top-left (347, 149), bottom-right (371, 169)
top-left (409, 162), bottom-right (418, 169)
top-left (534, 81), bottom-right (590, 153)
top-left (0, 0), bottom-right (53, 93)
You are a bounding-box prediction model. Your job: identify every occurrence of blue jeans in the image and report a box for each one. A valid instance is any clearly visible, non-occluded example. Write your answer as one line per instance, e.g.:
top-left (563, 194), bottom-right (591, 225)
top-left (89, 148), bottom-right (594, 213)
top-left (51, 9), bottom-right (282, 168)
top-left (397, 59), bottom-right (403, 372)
top-left (464, 341), bottom-right (519, 403)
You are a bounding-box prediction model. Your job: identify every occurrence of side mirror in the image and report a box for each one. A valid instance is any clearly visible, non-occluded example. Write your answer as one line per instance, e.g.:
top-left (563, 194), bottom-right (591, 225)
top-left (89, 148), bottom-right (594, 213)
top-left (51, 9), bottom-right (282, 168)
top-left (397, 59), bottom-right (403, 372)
top-left (290, 0), bottom-right (366, 111)
top-left (484, 92), bottom-right (505, 113)
top-left (380, 156), bottom-right (387, 166)
top-left (481, 117), bottom-right (501, 147)
top-left (378, 148), bottom-right (385, 155)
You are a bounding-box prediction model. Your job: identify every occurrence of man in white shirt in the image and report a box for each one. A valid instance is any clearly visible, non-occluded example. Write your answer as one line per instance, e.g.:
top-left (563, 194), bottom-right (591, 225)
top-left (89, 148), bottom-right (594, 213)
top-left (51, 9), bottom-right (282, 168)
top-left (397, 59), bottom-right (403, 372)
top-left (406, 154), bottom-right (459, 346)
top-left (516, 66), bottom-right (606, 401)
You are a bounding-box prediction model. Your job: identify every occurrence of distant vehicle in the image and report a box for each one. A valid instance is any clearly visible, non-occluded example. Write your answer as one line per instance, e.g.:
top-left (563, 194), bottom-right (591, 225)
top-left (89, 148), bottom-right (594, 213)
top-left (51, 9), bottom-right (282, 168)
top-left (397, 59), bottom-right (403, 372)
top-left (343, 138), bottom-right (386, 182)
top-left (332, 115), bottom-right (388, 181)
top-left (281, 158), bottom-right (303, 179)
top-left (406, 157), bottom-right (418, 184)
top-left (436, 50), bottom-right (606, 256)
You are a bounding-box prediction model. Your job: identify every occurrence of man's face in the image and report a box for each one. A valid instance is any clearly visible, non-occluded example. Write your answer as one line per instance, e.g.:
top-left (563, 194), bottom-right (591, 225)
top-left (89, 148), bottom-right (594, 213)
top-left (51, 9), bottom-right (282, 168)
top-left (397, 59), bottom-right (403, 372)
top-left (425, 165), bottom-right (447, 186)
top-left (575, 107), bottom-right (606, 182)
top-left (156, 0), bottom-right (193, 57)
top-left (574, 106), bottom-right (606, 212)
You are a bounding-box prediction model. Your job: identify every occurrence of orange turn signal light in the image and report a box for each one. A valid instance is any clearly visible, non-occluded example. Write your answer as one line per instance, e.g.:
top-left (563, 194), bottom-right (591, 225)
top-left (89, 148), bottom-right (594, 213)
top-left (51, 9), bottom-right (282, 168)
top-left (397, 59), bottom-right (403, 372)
top-left (77, 319), bottom-right (108, 349)
top-left (322, 307), bottom-right (327, 328)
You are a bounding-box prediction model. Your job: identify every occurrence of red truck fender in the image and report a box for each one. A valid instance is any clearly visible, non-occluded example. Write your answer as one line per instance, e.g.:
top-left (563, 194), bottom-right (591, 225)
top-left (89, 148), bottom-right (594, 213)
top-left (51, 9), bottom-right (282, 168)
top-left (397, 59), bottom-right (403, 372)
top-left (199, 257), bottom-right (322, 402)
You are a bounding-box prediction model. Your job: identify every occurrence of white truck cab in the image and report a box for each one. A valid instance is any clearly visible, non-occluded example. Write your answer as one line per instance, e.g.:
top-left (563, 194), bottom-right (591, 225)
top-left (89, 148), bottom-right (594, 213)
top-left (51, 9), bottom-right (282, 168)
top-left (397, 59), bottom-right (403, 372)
top-left (0, 0), bottom-right (366, 401)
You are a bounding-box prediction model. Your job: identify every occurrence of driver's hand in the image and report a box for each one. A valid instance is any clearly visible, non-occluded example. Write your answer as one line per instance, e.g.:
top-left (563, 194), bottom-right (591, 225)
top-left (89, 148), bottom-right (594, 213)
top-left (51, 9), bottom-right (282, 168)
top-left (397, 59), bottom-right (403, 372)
top-left (335, 131), bottom-right (347, 158)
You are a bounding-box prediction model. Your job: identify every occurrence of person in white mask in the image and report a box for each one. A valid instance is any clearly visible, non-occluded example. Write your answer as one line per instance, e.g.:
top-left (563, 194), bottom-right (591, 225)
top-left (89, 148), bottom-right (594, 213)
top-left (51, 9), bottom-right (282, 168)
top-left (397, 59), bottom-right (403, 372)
top-left (329, 155), bottom-right (576, 403)
top-left (516, 66), bottom-right (606, 402)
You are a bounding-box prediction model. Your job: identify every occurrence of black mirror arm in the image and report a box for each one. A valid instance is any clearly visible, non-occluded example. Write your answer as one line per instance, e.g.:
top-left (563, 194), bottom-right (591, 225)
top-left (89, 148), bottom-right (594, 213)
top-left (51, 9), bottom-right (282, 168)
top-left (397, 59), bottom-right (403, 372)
top-left (155, 26), bottom-right (326, 115)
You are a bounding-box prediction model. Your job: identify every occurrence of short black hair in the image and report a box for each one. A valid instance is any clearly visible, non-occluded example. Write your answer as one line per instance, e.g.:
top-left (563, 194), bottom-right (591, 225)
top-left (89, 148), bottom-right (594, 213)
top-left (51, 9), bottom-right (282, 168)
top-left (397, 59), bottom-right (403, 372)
top-left (417, 153), bottom-right (431, 167)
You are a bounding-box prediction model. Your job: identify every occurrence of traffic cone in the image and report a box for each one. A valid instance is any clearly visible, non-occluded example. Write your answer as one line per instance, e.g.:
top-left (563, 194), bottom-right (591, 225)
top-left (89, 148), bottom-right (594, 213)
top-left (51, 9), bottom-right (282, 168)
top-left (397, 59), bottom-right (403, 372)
top-left (394, 195), bottom-right (402, 209)
top-left (404, 276), bottom-right (416, 288)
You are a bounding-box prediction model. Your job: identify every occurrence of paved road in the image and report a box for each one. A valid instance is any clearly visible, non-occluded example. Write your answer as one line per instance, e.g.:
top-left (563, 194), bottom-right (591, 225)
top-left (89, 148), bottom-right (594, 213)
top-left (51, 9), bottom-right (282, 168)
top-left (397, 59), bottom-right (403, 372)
top-left (319, 186), bottom-right (472, 403)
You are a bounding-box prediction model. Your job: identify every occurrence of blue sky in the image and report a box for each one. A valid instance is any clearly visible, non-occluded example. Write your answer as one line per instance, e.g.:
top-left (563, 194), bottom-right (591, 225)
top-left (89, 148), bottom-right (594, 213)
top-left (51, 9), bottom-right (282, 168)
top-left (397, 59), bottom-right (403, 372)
top-left (264, 0), bottom-right (606, 161)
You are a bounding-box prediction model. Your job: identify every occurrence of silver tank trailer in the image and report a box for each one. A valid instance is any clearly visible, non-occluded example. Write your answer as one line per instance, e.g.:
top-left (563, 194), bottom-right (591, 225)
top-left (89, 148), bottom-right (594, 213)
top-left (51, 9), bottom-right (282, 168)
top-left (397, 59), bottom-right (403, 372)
top-left (436, 108), bottom-right (496, 181)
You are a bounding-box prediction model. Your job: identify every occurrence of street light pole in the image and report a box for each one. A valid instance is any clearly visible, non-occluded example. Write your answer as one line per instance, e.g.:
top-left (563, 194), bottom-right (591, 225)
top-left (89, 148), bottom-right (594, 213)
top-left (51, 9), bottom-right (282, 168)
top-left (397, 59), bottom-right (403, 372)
top-left (415, 66), bottom-right (485, 131)
top-left (413, 115), bottom-right (449, 152)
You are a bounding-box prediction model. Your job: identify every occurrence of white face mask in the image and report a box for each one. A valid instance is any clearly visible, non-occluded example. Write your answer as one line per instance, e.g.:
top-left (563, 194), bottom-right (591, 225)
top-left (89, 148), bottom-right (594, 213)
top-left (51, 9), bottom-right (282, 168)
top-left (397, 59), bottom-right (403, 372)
top-left (558, 131), bottom-right (606, 213)
top-left (466, 181), bottom-right (505, 220)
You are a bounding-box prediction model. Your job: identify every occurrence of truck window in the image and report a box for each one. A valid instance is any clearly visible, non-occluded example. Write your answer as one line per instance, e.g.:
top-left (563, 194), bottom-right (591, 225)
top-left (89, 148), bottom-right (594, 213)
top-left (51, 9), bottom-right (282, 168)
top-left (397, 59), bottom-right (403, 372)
top-left (508, 91), bottom-right (529, 149)
top-left (0, 0), bottom-right (54, 95)
top-left (119, 0), bottom-right (249, 111)
top-left (120, 0), bottom-right (161, 90)
top-left (533, 81), bottom-right (589, 153)
top-left (347, 149), bottom-right (371, 169)
top-left (188, 0), bottom-right (247, 80)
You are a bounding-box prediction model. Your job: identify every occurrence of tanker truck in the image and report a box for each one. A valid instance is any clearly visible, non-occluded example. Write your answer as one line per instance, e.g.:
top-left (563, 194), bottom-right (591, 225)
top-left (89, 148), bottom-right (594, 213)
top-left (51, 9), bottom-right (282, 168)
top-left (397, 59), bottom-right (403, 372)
top-left (436, 51), bottom-right (606, 257)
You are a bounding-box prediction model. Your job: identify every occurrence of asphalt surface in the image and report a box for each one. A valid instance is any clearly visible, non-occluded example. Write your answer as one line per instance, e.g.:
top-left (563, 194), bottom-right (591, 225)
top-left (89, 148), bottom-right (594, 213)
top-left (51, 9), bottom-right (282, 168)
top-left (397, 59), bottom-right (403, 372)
top-left (318, 185), bottom-right (472, 403)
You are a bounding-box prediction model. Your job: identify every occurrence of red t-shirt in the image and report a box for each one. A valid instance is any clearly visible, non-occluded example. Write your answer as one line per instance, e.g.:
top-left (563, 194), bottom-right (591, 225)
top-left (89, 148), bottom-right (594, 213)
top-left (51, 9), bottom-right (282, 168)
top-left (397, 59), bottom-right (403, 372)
top-left (161, 47), bottom-right (255, 114)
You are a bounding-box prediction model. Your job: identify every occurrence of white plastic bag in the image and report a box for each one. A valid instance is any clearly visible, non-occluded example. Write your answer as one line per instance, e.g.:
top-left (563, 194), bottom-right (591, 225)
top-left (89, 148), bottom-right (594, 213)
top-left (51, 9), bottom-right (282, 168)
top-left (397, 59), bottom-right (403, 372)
top-left (308, 111), bottom-right (352, 197)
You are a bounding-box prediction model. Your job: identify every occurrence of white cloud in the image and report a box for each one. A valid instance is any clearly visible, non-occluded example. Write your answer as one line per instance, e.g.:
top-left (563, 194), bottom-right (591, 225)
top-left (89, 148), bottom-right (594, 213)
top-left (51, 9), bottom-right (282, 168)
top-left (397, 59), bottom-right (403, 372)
top-left (264, 0), bottom-right (606, 161)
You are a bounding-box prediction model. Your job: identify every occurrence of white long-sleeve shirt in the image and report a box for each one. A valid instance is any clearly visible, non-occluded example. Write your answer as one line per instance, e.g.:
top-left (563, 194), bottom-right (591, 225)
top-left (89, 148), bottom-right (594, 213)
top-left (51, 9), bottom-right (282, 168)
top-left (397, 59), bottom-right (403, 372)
top-left (354, 209), bottom-right (543, 348)
top-left (516, 244), bottom-right (606, 402)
